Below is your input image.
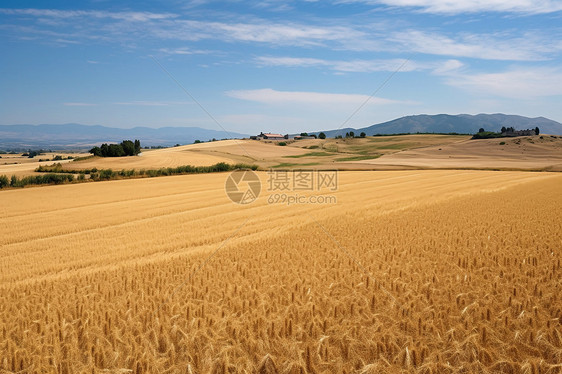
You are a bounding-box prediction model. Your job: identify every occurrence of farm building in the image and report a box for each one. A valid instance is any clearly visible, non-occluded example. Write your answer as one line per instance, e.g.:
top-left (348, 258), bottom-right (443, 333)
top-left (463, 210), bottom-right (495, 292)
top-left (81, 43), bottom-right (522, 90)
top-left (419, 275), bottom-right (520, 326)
top-left (250, 132), bottom-right (286, 140)
top-left (502, 128), bottom-right (537, 137)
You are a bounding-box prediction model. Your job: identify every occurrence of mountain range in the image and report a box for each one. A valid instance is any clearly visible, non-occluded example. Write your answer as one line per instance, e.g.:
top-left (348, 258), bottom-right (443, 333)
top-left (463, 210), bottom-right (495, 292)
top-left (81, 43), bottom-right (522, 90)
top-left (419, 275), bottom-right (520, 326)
top-left (0, 124), bottom-right (248, 150)
top-left (1, 114), bottom-right (561, 150)
top-left (310, 114), bottom-right (562, 138)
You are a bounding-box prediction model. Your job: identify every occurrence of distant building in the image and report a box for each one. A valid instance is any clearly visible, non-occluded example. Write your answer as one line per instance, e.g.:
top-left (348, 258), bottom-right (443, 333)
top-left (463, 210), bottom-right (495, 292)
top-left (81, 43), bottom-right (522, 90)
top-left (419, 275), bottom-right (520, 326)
top-left (502, 128), bottom-right (536, 137)
top-left (250, 132), bottom-right (318, 140)
top-left (251, 132), bottom-right (286, 140)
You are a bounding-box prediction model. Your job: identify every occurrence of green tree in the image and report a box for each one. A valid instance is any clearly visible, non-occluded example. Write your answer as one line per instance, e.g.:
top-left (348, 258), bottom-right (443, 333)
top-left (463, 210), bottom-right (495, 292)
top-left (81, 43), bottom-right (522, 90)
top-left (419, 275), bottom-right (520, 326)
top-left (478, 128), bottom-right (485, 133)
top-left (100, 143), bottom-right (109, 156)
top-left (349, 131), bottom-right (355, 138)
top-left (89, 146), bottom-right (102, 156)
top-left (360, 132), bottom-right (366, 138)
top-left (134, 139), bottom-right (141, 154)
top-left (10, 175), bottom-right (18, 187)
top-left (501, 126), bottom-right (507, 133)
top-left (535, 127), bottom-right (540, 135)
top-left (121, 140), bottom-right (136, 156)
top-left (107, 144), bottom-right (125, 157)
top-left (300, 132), bottom-right (308, 137)
top-left (318, 132), bottom-right (326, 139)
top-left (0, 175), bottom-right (9, 189)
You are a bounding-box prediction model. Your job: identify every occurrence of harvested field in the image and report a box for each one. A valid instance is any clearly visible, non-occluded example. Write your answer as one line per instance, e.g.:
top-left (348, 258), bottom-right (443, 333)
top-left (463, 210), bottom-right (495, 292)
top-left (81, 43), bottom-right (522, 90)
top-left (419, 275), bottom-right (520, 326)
top-left (0, 170), bottom-right (561, 372)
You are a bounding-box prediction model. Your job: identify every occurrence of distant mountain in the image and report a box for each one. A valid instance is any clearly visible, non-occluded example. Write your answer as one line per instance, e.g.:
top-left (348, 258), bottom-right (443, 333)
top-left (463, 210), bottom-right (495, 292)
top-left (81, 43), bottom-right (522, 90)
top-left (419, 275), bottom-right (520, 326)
top-left (311, 114), bottom-right (562, 137)
top-left (0, 124), bottom-right (249, 150)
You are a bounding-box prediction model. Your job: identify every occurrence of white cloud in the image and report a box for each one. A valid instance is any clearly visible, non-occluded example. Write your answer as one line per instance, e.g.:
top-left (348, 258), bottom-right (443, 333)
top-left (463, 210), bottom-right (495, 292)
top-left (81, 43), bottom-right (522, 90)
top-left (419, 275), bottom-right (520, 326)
top-left (53, 38), bottom-right (80, 45)
top-left (431, 59), bottom-right (464, 74)
top-left (113, 101), bottom-right (193, 106)
top-left (338, 0), bottom-right (562, 14)
top-left (255, 56), bottom-right (417, 72)
top-left (63, 102), bottom-right (97, 106)
top-left (256, 56), bottom-right (327, 68)
top-left (225, 88), bottom-right (410, 105)
top-left (0, 8), bottom-right (177, 22)
top-left (442, 67), bottom-right (562, 98)
top-left (2, 8), bottom-right (560, 62)
top-left (1, 8), bottom-right (365, 49)
top-left (256, 56), bottom-right (467, 75)
top-left (389, 30), bottom-right (554, 61)
top-left (158, 47), bottom-right (211, 55)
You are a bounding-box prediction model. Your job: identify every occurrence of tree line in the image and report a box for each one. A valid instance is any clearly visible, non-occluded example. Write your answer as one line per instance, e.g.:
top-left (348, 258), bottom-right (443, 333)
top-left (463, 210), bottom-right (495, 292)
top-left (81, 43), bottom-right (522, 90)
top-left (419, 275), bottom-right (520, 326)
top-left (0, 174), bottom-right (74, 189)
top-left (0, 162), bottom-right (259, 190)
top-left (89, 140), bottom-right (141, 157)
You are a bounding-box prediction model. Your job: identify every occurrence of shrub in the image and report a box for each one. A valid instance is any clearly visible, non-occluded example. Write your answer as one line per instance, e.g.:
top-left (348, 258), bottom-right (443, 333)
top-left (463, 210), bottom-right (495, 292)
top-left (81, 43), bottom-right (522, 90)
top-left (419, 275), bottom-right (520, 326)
top-left (213, 162), bottom-right (231, 172)
top-left (98, 169), bottom-right (115, 180)
top-left (72, 155), bottom-right (94, 162)
top-left (36, 163), bottom-right (63, 173)
top-left (146, 169), bottom-right (158, 178)
top-left (0, 175), bottom-right (9, 189)
top-left (499, 142), bottom-right (506, 145)
top-left (3, 162), bottom-right (259, 191)
top-left (278, 142), bottom-right (287, 146)
top-left (233, 163), bottom-right (259, 171)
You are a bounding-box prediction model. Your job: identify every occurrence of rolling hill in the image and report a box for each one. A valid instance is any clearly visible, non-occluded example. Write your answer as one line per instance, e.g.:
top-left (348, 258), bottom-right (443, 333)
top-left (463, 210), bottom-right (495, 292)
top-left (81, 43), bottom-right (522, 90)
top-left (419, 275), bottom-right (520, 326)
top-left (312, 114), bottom-right (562, 137)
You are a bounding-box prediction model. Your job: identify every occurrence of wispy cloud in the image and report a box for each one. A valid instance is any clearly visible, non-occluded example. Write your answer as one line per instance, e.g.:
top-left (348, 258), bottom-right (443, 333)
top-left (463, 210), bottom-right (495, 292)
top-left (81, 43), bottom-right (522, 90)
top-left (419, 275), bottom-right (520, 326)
top-left (2, 8), bottom-right (560, 61)
top-left (0, 8), bottom-right (177, 21)
top-left (441, 67), bottom-right (562, 98)
top-left (389, 30), bottom-right (556, 61)
top-left (158, 47), bottom-right (212, 55)
top-left (225, 88), bottom-right (412, 105)
top-left (113, 100), bottom-right (193, 106)
top-left (54, 38), bottom-right (81, 45)
top-left (255, 56), bottom-right (420, 72)
top-left (338, 0), bottom-right (562, 14)
top-left (255, 56), bottom-right (457, 73)
top-left (63, 102), bottom-right (97, 106)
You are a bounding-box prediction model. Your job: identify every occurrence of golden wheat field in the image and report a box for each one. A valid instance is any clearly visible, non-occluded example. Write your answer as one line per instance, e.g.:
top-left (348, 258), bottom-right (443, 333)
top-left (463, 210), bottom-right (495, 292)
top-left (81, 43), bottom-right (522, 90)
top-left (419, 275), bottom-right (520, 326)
top-left (1, 170), bottom-right (561, 373)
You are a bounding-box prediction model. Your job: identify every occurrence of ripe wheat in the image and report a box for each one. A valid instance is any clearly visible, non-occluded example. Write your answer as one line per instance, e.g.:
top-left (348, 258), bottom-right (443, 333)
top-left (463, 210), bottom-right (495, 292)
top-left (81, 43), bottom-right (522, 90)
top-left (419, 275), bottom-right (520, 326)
top-left (0, 170), bottom-right (560, 373)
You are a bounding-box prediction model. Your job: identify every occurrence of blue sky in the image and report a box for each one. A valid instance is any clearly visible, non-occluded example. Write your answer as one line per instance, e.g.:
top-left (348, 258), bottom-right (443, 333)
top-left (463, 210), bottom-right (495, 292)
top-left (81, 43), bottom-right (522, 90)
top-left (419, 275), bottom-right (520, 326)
top-left (1, 0), bottom-right (561, 134)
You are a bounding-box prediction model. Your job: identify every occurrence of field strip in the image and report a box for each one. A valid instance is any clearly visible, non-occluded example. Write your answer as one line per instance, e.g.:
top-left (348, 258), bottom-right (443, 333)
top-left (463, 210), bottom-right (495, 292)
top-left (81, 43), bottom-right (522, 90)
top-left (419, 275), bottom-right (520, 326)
top-left (1, 171), bottom-right (559, 285)
top-left (1, 171), bottom-right (552, 248)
